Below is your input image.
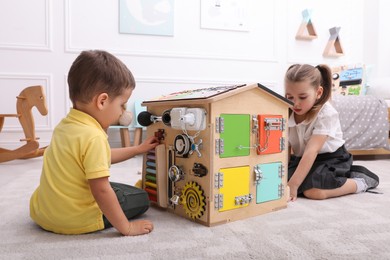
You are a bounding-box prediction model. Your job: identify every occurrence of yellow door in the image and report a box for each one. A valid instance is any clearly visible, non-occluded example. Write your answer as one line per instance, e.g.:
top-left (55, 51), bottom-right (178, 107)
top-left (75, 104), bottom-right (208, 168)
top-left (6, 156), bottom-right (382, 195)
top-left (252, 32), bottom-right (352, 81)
top-left (218, 166), bottom-right (250, 212)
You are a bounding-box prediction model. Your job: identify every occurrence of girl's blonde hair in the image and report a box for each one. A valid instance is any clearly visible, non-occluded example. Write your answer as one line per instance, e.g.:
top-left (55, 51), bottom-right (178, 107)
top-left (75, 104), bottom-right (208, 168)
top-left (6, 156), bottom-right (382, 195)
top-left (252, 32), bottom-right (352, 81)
top-left (285, 64), bottom-right (332, 122)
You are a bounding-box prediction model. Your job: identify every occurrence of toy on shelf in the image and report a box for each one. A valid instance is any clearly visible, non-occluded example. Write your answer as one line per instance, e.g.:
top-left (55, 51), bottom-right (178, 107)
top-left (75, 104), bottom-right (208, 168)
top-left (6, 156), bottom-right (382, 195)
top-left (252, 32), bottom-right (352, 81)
top-left (110, 110), bottom-right (133, 147)
top-left (137, 83), bottom-right (293, 226)
top-left (295, 9), bottom-right (318, 40)
top-left (109, 100), bottom-right (145, 147)
top-left (0, 85), bottom-right (48, 163)
top-left (323, 27), bottom-right (344, 57)
top-left (332, 65), bottom-right (366, 96)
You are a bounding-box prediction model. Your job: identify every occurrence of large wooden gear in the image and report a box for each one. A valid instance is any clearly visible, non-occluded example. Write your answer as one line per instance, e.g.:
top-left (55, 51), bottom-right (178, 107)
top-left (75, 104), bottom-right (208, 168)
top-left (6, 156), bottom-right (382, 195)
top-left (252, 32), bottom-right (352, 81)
top-left (180, 181), bottom-right (206, 220)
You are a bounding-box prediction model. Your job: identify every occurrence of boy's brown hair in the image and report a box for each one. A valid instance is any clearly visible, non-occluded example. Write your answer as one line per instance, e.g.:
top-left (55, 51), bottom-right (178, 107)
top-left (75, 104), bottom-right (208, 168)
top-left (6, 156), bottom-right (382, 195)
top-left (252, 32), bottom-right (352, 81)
top-left (284, 63), bottom-right (332, 122)
top-left (68, 50), bottom-right (135, 105)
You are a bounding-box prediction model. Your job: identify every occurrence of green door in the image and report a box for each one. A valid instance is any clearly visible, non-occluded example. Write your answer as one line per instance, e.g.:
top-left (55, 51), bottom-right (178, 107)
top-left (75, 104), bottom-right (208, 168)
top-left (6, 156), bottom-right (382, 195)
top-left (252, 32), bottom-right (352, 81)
top-left (219, 114), bottom-right (250, 158)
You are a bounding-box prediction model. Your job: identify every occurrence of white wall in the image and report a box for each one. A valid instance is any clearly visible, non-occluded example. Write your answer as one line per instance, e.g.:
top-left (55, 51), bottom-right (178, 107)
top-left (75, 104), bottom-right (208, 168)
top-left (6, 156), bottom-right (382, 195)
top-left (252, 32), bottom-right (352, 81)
top-left (0, 0), bottom-right (386, 149)
top-left (375, 0), bottom-right (390, 78)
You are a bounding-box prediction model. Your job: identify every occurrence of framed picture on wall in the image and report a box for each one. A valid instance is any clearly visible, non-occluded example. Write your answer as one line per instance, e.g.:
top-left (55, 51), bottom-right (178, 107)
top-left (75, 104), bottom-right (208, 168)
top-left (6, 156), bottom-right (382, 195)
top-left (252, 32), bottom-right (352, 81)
top-left (200, 0), bottom-right (249, 32)
top-left (119, 0), bottom-right (174, 36)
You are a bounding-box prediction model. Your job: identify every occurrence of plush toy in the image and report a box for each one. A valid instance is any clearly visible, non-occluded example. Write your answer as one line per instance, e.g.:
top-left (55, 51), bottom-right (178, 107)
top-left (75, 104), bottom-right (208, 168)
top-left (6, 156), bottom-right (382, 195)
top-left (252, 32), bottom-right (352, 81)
top-left (119, 110), bottom-right (133, 126)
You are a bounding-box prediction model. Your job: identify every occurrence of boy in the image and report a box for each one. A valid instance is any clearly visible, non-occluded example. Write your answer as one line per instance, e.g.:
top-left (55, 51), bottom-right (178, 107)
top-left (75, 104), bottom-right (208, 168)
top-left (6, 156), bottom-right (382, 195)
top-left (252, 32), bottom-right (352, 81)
top-left (30, 50), bottom-right (159, 236)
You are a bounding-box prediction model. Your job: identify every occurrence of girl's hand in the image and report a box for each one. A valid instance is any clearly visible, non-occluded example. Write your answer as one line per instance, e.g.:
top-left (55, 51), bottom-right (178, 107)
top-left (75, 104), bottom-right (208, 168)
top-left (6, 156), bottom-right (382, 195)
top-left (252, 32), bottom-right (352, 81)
top-left (287, 182), bottom-right (298, 202)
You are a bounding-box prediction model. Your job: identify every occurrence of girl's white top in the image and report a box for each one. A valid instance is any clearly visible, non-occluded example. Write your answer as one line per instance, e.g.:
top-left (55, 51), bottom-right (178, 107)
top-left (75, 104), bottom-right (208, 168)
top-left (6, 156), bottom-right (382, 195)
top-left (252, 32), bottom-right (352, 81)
top-left (288, 102), bottom-right (345, 157)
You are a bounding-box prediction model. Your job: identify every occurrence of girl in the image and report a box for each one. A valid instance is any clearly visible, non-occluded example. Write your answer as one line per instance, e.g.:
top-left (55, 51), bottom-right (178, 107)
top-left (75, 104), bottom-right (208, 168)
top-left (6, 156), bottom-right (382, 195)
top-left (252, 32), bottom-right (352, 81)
top-left (285, 64), bottom-right (379, 201)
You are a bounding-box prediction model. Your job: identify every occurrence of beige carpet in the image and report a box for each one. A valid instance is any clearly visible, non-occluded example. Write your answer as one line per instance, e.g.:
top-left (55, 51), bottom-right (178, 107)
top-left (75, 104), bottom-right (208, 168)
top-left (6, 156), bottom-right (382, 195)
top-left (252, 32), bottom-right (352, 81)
top-left (0, 156), bottom-right (390, 259)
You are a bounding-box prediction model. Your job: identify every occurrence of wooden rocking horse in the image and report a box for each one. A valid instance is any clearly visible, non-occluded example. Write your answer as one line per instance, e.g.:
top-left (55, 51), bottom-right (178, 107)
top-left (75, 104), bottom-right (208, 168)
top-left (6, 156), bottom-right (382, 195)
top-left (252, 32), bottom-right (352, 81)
top-left (0, 85), bottom-right (48, 163)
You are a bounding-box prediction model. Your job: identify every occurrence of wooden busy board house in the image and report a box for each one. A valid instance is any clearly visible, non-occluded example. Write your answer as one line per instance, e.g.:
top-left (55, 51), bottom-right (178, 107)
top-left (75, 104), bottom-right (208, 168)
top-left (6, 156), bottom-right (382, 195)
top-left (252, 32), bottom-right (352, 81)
top-left (138, 83), bottom-right (293, 226)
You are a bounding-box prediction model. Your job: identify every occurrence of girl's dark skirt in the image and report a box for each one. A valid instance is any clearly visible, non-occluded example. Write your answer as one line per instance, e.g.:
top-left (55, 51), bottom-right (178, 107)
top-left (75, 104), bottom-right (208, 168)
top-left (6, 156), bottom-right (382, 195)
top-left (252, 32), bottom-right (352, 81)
top-left (288, 145), bottom-right (353, 194)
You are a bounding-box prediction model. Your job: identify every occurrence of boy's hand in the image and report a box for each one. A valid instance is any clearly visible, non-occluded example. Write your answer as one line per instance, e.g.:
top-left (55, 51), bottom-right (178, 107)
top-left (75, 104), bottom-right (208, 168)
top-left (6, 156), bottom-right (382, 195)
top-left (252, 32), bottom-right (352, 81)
top-left (138, 136), bottom-right (159, 153)
top-left (126, 220), bottom-right (154, 236)
top-left (111, 136), bottom-right (159, 164)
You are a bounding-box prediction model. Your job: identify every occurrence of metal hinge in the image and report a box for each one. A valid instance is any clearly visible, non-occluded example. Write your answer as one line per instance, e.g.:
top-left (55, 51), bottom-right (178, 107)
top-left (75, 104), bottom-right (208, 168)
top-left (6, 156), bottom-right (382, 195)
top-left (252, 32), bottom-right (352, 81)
top-left (215, 117), bottom-right (225, 133)
top-left (214, 194), bottom-right (223, 209)
top-left (215, 139), bottom-right (224, 155)
top-left (214, 172), bottom-right (224, 188)
top-left (278, 184), bottom-right (284, 198)
top-left (280, 137), bottom-right (285, 151)
top-left (282, 118), bottom-right (286, 131)
top-left (278, 164), bottom-right (284, 178)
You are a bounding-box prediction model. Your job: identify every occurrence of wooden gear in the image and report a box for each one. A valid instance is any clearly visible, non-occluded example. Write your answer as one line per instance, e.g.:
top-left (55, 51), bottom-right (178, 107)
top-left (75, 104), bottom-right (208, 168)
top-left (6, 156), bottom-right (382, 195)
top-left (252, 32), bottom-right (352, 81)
top-left (0, 85), bottom-right (48, 163)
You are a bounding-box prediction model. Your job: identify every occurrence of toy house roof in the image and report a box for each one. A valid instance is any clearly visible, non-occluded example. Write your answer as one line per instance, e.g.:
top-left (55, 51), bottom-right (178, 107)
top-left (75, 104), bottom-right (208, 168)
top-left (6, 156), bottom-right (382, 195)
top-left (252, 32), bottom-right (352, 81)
top-left (142, 83), bottom-right (293, 107)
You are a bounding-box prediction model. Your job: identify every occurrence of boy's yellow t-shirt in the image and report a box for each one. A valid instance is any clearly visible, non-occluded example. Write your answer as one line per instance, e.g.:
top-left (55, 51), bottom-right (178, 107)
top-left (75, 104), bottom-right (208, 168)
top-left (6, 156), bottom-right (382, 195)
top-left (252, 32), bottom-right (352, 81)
top-left (30, 108), bottom-right (111, 234)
